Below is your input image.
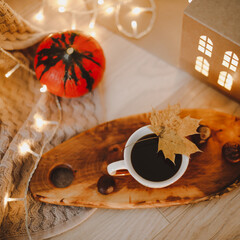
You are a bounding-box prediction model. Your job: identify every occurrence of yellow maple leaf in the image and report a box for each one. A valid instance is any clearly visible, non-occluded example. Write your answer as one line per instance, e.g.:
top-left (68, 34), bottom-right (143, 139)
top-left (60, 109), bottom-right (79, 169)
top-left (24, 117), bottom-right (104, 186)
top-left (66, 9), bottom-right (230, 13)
top-left (149, 105), bottom-right (201, 163)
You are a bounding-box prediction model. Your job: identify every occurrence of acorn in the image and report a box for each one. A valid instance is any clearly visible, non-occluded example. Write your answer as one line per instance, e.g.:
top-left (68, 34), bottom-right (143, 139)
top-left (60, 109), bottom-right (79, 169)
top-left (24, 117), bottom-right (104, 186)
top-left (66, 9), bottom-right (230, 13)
top-left (222, 142), bottom-right (240, 163)
top-left (97, 174), bottom-right (116, 195)
top-left (197, 125), bottom-right (211, 144)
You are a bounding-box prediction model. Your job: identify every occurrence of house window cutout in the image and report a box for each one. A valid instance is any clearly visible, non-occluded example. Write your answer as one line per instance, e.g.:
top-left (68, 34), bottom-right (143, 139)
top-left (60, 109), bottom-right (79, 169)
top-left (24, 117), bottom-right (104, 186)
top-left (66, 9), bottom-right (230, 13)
top-left (222, 51), bottom-right (239, 72)
top-left (195, 56), bottom-right (209, 76)
top-left (217, 71), bottom-right (233, 91)
top-left (198, 36), bottom-right (213, 57)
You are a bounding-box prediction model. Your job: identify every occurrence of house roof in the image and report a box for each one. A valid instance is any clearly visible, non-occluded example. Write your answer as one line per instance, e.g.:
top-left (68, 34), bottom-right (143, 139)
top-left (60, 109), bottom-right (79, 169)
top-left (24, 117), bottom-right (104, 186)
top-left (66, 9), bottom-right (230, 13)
top-left (185, 0), bottom-right (240, 46)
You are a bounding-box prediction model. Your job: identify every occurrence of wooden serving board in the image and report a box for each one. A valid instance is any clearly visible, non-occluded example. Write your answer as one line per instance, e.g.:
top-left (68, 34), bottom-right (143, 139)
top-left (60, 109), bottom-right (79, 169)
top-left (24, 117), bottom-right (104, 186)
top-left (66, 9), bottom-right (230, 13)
top-left (30, 109), bottom-right (240, 209)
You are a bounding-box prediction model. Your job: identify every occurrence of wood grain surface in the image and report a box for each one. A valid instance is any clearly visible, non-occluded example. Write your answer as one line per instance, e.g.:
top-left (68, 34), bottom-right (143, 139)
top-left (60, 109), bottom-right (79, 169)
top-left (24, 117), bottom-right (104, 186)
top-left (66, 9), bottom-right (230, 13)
top-left (30, 109), bottom-right (240, 209)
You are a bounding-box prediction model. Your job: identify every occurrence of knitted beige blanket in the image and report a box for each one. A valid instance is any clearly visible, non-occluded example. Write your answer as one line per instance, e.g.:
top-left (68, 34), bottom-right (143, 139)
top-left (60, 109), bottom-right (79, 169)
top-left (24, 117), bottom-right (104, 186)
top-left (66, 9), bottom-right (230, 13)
top-left (0, 1), bottom-right (101, 239)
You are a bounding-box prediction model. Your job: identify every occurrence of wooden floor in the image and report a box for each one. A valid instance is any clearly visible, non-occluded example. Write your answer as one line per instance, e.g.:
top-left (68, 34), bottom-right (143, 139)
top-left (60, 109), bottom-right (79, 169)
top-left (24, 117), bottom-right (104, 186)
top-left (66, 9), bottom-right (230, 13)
top-left (6, 0), bottom-right (240, 239)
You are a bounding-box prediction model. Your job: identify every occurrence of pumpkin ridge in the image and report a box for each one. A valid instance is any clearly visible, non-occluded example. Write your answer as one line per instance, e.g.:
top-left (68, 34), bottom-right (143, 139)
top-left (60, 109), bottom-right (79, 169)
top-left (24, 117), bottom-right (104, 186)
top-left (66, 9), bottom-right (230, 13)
top-left (51, 37), bottom-right (62, 48)
top-left (70, 64), bottom-right (78, 86)
top-left (60, 34), bottom-right (66, 48)
top-left (36, 46), bottom-right (63, 66)
top-left (75, 59), bottom-right (94, 91)
top-left (63, 57), bottom-right (72, 89)
top-left (73, 51), bottom-right (101, 67)
top-left (69, 32), bottom-right (77, 45)
top-left (36, 45), bottom-right (65, 80)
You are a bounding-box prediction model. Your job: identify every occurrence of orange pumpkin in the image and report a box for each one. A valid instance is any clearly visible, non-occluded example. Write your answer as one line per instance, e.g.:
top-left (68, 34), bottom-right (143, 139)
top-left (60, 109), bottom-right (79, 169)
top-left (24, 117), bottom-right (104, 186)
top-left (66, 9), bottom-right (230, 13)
top-left (34, 31), bottom-right (105, 98)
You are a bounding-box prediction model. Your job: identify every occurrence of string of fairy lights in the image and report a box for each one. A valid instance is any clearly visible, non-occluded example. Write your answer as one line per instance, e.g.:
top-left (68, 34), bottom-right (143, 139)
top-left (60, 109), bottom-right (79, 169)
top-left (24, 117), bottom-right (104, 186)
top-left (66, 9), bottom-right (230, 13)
top-left (1, 0), bottom-right (191, 239)
top-left (1, 45), bottom-right (61, 239)
top-left (34, 0), bottom-right (156, 39)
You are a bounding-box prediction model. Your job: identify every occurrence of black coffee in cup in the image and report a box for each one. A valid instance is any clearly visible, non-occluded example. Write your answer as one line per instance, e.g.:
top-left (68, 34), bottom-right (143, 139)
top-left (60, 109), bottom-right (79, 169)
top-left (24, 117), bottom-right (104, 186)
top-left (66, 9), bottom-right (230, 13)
top-left (131, 134), bottom-right (182, 182)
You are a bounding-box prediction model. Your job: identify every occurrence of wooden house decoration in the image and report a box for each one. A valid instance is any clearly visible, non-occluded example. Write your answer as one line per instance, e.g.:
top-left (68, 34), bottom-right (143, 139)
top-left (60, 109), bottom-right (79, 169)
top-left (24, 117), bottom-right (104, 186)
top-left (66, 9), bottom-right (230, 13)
top-left (180, 0), bottom-right (240, 102)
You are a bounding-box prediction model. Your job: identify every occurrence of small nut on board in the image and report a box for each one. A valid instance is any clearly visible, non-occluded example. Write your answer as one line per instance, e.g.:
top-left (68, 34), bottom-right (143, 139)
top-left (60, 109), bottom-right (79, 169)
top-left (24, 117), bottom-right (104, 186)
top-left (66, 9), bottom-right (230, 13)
top-left (197, 125), bottom-right (211, 144)
top-left (222, 142), bottom-right (240, 163)
top-left (97, 175), bottom-right (116, 195)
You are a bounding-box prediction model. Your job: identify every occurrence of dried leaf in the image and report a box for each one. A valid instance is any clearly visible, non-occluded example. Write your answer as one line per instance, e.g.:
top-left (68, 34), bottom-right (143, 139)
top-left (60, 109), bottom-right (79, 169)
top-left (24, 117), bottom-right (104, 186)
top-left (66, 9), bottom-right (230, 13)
top-left (149, 104), bottom-right (201, 163)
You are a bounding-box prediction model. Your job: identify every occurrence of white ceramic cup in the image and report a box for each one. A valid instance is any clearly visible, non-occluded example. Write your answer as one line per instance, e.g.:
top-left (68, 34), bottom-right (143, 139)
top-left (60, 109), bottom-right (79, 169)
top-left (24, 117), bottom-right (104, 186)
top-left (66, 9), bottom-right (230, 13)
top-left (107, 125), bottom-right (189, 188)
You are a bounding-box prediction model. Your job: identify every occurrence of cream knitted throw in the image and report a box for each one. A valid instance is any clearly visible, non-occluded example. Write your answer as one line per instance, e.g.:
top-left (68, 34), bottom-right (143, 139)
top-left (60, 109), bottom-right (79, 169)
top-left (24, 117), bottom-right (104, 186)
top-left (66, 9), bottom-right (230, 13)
top-left (0, 1), bottom-right (101, 239)
top-left (0, 51), bottom-right (100, 240)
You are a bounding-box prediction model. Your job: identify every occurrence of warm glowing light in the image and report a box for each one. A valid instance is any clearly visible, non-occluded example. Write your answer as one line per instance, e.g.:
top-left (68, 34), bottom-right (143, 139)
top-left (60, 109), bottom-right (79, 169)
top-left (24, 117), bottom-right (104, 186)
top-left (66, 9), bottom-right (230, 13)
top-left (34, 115), bottom-right (45, 129)
top-left (58, 6), bottom-right (66, 12)
top-left (131, 20), bottom-right (137, 29)
top-left (89, 21), bottom-right (95, 29)
top-left (19, 141), bottom-right (40, 157)
top-left (195, 56), bottom-right (209, 77)
top-left (4, 193), bottom-right (24, 208)
top-left (5, 64), bottom-right (20, 78)
top-left (218, 71), bottom-right (233, 91)
top-left (35, 10), bottom-right (44, 21)
top-left (131, 20), bottom-right (137, 35)
top-left (40, 85), bottom-right (47, 93)
top-left (132, 7), bottom-right (142, 15)
top-left (71, 21), bottom-right (76, 30)
top-left (188, 0), bottom-right (192, 3)
top-left (19, 142), bottom-right (31, 155)
top-left (90, 31), bottom-right (96, 37)
top-left (222, 51), bottom-right (239, 72)
top-left (33, 114), bottom-right (58, 130)
top-left (4, 193), bottom-right (8, 208)
top-left (98, 0), bottom-right (104, 5)
top-left (7, 197), bottom-right (24, 202)
top-left (115, 0), bottom-right (156, 39)
top-left (105, 7), bottom-right (114, 14)
top-left (198, 35), bottom-right (213, 57)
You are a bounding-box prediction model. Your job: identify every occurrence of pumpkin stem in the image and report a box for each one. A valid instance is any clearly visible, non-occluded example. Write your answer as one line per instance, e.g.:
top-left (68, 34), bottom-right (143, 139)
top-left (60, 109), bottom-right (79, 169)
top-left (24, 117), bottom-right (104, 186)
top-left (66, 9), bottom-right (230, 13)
top-left (66, 48), bottom-right (74, 55)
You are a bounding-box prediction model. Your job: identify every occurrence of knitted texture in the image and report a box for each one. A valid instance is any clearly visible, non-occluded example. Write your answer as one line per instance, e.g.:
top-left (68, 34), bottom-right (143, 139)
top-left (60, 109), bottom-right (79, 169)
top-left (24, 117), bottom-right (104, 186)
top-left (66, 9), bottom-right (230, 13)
top-left (0, 91), bottom-right (99, 239)
top-left (0, 51), bottom-right (40, 162)
top-left (0, 0), bottom-right (47, 50)
top-left (0, 48), bottom-right (101, 239)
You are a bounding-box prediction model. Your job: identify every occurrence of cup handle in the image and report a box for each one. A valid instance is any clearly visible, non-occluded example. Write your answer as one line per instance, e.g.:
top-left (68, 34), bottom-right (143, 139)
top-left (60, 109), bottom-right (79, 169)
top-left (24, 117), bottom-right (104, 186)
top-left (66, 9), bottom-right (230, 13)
top-left (107, 160), bottom-right (130, 176)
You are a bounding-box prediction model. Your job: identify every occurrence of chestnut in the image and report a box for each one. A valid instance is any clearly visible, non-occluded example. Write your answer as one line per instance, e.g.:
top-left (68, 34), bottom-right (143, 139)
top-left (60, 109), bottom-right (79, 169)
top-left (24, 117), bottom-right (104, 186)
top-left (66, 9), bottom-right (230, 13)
top-left (222, 142), bottom-right (240, 163)
top-left (197, 125), bottom-right (211, 144)
top-left (97, 175), bottom-right (116, 195)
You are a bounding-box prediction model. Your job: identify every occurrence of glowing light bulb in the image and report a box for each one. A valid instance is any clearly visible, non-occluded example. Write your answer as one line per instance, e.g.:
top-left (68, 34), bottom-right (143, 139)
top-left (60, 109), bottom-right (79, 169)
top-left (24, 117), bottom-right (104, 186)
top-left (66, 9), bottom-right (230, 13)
top-left (19, 141), bottom-right (40, 157)
top-left (98, 0), bottom-right (104, 5)
top-left (4, 193), bottom-right (24, 208)
top-left (188, 0), bottom-right (192, 2)
top-left (34, 115), bottom-right (45, 129)
top-left (71, 22), bottom-right (76, 30)
top-left (33, 114), bottom-right (58, 130)
top-left (40, 85), bottom-right (47, 93)
top-left (58, 6), bottom-right (66, 12)
top-left (5, 64), bottom-right (20, 78)
top-left (132, 7), bottom-right (141, 15)
top-left (35, 10), bottom-right (44, 21)
top-left (89, 21), bottom-right (95, 29)
top-left (19, 142), bottom-right (31, 155)
top-left (131, 20), bottom-right (138, 35)
top-left (105, 7), bottom-right (114, 14)
top-left (90, 31), bottom-right (96, 37)
top-left (4, 193), bottom-right (8, 208)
